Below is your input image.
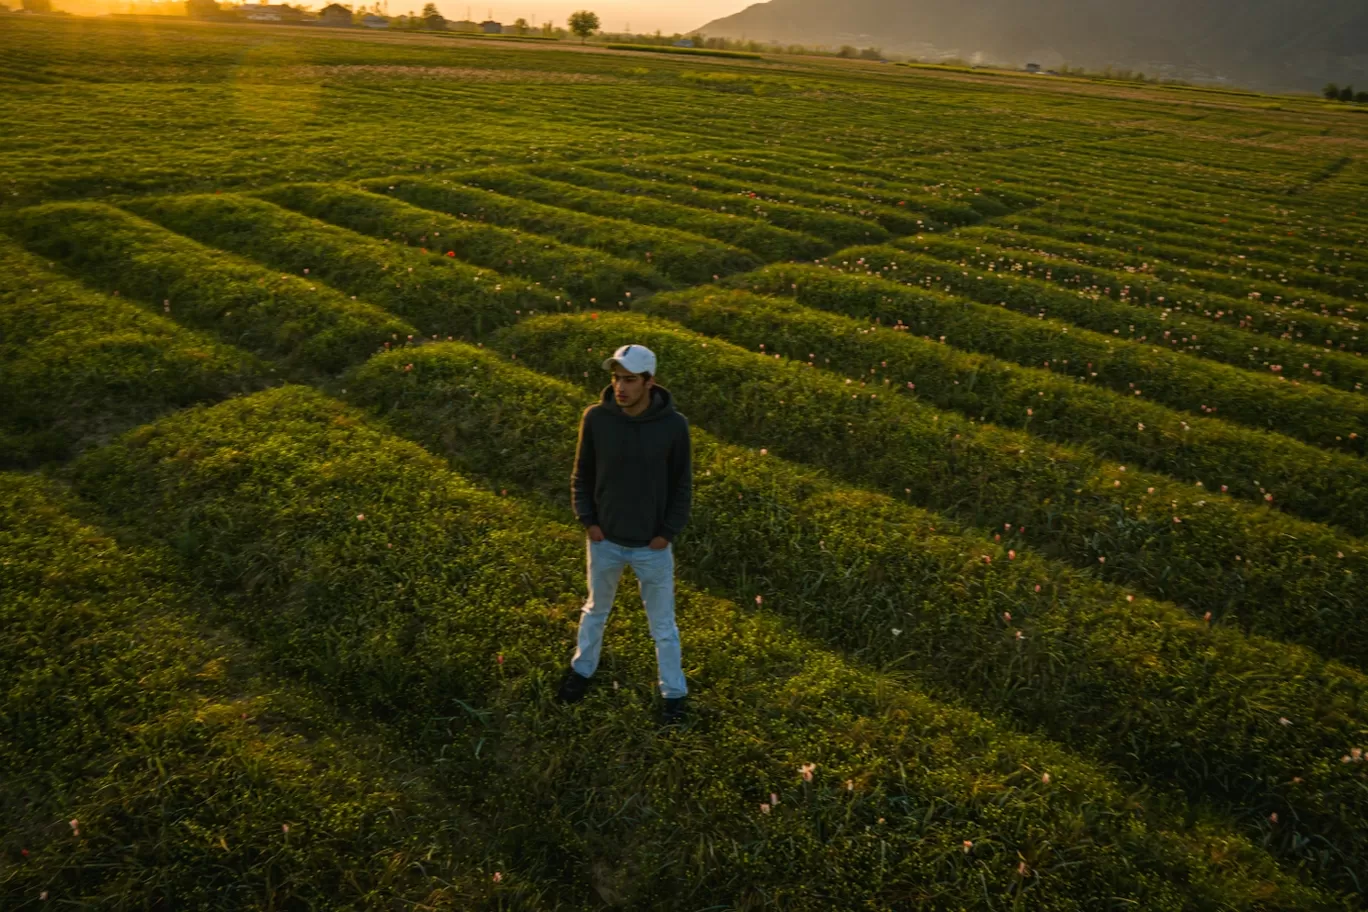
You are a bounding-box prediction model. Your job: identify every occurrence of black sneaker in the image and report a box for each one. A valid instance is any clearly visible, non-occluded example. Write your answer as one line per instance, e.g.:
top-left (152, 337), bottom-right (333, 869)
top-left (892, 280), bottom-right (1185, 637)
top-left (557, 669), bottom-right (591, 704)
top-left (661, 696), bottom-right (686, 725)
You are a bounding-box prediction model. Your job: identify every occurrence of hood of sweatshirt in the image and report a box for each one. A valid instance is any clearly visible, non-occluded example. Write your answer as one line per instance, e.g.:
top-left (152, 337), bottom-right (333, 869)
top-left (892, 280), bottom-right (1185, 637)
top-left (598, 384), bottom-right (677, 422)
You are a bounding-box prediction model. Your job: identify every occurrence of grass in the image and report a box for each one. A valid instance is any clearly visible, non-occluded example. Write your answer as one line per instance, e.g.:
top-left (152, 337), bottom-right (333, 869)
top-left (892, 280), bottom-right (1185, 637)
top-left (59, 386), bottom-right (1341, 909)
top-left (6, 14), bottom-right (1368, 906)
top-left (0, 237), bottom-right (265, 467)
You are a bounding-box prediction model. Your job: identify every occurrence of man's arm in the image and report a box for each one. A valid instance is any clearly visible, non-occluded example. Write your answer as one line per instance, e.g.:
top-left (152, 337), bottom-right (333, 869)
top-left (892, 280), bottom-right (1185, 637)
top-left (571, 408), bottom-right (598, 528)
top-left (659, 418), bottom-right (692, 542)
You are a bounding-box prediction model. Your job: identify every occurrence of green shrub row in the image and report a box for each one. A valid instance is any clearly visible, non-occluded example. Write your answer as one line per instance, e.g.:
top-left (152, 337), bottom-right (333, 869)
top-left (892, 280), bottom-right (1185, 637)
top-left (453, 166), bottom-right (830, 261)
top-left (0, 237), bottom-right (264, 468)
top-left (344, 340), bottom-right (1368, 893)
top-left (1009, 201), bottom-right (1368, 290)
top-left (636, 285), bottom-right (1368, 535)
top-left (354, 175), bottom-right (761, 285)
top-left (493, 311), bottom-right (1368, 667)
top-left (843, 243), bottom-right (1368, 395)
top-left (66, 385), bottom-right (1337, 909)
top-left (710, 150), bottom-right (1040, 211)
top-left (965, 220), bottom-right (1366, 313)
top-left (527, 161), bottom-right (891, 246)
top-left (582, 158), bottom-right (953, 234)
top-left (0, 473), bottom-right (537, 909)
top-left (637, 153), bottom-right (1006, 222)
top-left (6, 203), bottom-right (414, 375)
top-left (905, 233), bottom-right (1365, 354)
top-left (733, 264), bottom-right (1368, 456)
top-left (258, 182), bottom-right (668, 302)
top-left (126, 192), bottom-right (559, 341)
top-left (996, 166), bottom-right (1368, 266)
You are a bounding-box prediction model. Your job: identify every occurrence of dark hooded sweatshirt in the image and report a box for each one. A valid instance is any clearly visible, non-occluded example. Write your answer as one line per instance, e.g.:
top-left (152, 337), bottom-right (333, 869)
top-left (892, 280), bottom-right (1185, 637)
top-left (571, 384), bottom-right (692, 548)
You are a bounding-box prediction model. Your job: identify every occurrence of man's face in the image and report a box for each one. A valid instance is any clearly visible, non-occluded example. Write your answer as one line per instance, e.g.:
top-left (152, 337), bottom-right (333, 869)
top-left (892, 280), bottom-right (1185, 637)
top-left (612, 368), bottom-right (653, 409)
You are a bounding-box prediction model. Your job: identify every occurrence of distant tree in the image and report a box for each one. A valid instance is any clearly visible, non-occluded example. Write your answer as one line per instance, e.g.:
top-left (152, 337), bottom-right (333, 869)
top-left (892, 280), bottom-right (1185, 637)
top-left (186, 0), bottom-right (217, 16)
top-left (512, 15), bottom-right (527, 33)
top-left (1340, 85), bottom-right (1355, 102)
top-left (1357, 91), bottom-right (1368, 104)
top-left (420, 0), bottom-right (442, 28)
top-left (858, 45), bottom-right (882, 60)
top-left (567, 9), bottom-right (598, 43)
top-left (540, 19), bottom-right (553, 36)
top-left (837, 44), bottom-right (857, 58)
top-left (21, 0), bottom-right (52, 11)
top-left (1324, 83), bottom-right (1340, 100)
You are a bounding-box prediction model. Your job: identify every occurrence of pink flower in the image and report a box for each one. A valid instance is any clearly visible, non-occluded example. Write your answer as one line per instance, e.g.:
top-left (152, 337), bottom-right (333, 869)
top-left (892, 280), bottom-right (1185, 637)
top-left (799, 762), bottom-right (816, 782)
top-left (1002, 611), bottom-right (1012, 623)
top-left (1041, 772), bottom-right (1051, 784)
top-left (1203, 611), bottom-right (1212, 623)
top-left (1008, 550), bottom-right (1016, 560)
top-left (755, 595), bottom-right (763, 606)
top-left (496, 654), bottom-right (504, 665)
top-left (759, 802), bottom-right (771, 814)
top-left (282, 823), bottom-right (290, 833)
top-left (771, 792), bottom-right (780, 805)
top-left (1034, 584), bottom-right (1041, 593)
top-left (493, 871), bottom-right (503, 883)
top-left (357, 513), bottom-right (365, 521)
top-left (962, 840), bottom-right (973, 853)
top-left (1269, 812), bottom-right (1278, 824)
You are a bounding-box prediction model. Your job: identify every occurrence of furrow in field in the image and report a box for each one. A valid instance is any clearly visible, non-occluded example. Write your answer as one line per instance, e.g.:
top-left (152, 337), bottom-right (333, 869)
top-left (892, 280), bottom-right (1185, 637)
top-left (450, 166), bottom-right (830, 261)
top-left (0, 473), bottom-right (548, 909)
top-left (494, 311), bottom-right (1368, 667)
top-left (949, 224), bottom-right (1365, 321)
top-left (259, 181), bottom-right (669, 301)
top-left (125, 192), bottom-right (559, 340)
top-left (580, 158), bottom-right (955, 234)
top-left (343, 339), bottom-right (1368, 894)
top-left (525, 161), bottom-right (891, 246)
top-left (841, 243), bottom-right (1368, 395)
top-left (6, 202), bottom-right (413, 375)
top-left (66, 385), bottom-right (1339, 908)
top-left (0, 237), bottom-right (265, 467)
top-left (352, 176), bottom-right (761, 285)
top-left (904, 233), bottom-right (1366, 355)
top-left (732, 263), bottom-right (1368, 456)
top-left (637, 285), bottom-right (1368, 536)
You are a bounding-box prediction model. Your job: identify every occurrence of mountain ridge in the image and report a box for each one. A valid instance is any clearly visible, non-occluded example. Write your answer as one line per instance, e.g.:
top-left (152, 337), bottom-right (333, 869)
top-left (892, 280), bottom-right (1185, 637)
top-left (695, 0), bottom-right (1368, 91)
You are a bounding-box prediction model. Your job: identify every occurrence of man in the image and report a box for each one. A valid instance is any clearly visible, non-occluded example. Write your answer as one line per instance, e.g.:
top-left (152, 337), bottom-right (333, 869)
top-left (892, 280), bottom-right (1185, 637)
top-left (558, 343), bottom-right (692, 725)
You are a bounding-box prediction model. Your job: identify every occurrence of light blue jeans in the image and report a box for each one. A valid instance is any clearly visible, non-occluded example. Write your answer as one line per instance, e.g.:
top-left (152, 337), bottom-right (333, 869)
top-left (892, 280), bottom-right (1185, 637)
top-left (571, 537), bottom-right (688, 700)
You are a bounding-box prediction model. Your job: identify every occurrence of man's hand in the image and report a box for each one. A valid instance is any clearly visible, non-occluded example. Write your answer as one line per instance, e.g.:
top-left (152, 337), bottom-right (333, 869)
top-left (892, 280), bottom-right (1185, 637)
top-left (648, 536), bottom-right (670, 550)
top-left (587, 524), bottom-right (605, 542)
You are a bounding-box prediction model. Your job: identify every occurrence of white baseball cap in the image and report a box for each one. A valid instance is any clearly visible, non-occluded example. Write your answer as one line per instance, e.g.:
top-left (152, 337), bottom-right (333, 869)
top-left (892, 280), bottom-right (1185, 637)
top-left (601, 343), bottom-right (657, 376)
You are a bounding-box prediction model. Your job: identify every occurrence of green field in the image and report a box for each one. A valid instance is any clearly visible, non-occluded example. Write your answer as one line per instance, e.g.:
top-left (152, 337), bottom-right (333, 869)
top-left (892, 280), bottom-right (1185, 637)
top-left (3, 15), bottom-right (1368, 909)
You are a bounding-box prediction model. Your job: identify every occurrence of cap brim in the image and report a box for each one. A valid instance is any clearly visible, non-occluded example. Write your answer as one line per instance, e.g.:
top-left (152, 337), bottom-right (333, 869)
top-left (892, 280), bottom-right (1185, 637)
top-left (601, 357), bottom-right (618, 371)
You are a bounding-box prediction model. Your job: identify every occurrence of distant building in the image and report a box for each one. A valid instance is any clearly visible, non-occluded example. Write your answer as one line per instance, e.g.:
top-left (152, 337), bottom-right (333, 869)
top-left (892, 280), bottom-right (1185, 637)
top-left (361, 12), bottom-right (387, 26)
top-left (673, 38), bottom-right (693, 47)
top-left (317, 2), bottom-right (351, 25)
top-left (244, 3), bottom-right (303, 20)
top-left (480, 18), bottom-right (500, 33)
top-left (449, 18), bottom-right (478, 30)
top-left (1025, 62), bottom-right (1041, 73)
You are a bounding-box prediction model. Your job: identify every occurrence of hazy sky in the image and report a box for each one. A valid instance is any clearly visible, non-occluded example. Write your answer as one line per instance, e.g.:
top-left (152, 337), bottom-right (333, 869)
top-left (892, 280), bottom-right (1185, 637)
top-left (426, 0), bottom-right (749, 33)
